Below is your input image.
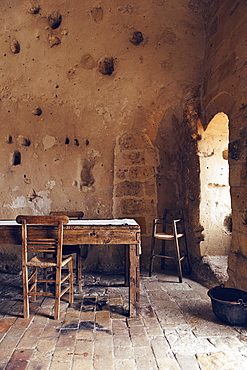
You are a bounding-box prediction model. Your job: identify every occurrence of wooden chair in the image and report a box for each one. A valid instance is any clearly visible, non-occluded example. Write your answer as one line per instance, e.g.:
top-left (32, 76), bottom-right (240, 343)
top-left (49, 211), bottom-right (86, 291)
top-left (149, 215), bottom-right (190, 283)
top-left (16, 215), bottom-right (73, 320)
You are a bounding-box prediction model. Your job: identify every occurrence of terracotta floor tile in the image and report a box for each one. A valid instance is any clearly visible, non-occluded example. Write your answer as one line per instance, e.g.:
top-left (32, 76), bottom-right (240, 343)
top-left (0, 272), bottom-right (244, 370)
top-left (5, 358), bottom-right (28, 370)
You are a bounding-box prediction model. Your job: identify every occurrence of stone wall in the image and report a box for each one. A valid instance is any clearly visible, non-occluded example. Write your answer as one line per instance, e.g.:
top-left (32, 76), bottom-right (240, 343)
top-left (0, 0), bottom-right (209, 273)
top-left (113, 132), bottom-right (158, 268)
top-left (201, 0), bottom-right (247, 289)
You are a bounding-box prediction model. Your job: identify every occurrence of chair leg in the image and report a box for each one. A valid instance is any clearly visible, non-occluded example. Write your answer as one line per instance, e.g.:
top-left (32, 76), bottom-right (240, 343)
top-left (31, 267), bottom-right (38, 302)
top-left (69, 259), bottom-right (74, 304)
top-left (54, 267), bottom-right (61, 320)
top-left (22, 265), bottom-right (29, 319)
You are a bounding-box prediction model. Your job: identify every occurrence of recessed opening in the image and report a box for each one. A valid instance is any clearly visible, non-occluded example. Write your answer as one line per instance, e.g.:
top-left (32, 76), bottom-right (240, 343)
top-left (12, 151), bottom-right (21, 166)
top-left (198, 112), bottom-right (231, 259)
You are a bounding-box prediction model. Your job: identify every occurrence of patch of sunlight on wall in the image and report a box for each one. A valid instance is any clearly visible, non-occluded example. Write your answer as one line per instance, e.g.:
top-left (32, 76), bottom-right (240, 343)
top-left (198, 112), bottom-right (232, 256)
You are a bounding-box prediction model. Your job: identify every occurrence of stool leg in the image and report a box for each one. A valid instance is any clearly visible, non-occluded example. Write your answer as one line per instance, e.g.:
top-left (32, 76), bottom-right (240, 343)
top-left (149, 236), bottom-right (156, 277)
top-left (174, 236), bottom-right (183, 283)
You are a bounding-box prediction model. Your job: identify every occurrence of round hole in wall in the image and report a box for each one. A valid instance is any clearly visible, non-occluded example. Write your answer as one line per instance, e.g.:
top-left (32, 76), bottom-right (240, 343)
top-left (48, 11), bottom-right (62, 29)
top-left (7, 135), bottom-right (12, 143)
top-left (10, 39), bottom-right (20, 54)
top-left (222, 148), bottom-right (228, 160)
top-left (32, 107), bottom-right (42, 116)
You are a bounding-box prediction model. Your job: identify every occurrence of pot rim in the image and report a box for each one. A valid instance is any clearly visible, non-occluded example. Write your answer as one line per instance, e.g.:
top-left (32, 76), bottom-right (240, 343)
top-left (208, 286), bottom-right (247, 306)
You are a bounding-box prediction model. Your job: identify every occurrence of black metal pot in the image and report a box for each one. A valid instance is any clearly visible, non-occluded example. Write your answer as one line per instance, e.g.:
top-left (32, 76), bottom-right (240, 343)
top-left (208, 285), bottom-right (247, 325)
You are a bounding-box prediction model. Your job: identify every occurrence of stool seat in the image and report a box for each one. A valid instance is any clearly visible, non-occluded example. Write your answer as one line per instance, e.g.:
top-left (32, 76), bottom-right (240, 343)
top-left (155, 232), bottom-right (184, 240)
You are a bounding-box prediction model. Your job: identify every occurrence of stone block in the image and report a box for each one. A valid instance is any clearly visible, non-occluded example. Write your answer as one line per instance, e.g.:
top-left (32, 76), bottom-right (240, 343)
top-left (122, 150), bottom-right (146, 165)
top-left (229, 138), bottom-right (243, 161)
top-left (129, 166), bottom-right (155, 181)
top-left (239, 232), bottom-right (247, 255)
top-left (229, 165), bottom-right (241, 187)
top-left (134, 352), bottom-right (157, 368)
top-left (230, 233), bottom-right (240, 253)
top-left (176, 354), bottom-right (200, 370)
top-left (114, 359), bottom-right (136, 369)
top-left (237, 254), bottom-right (247, 279)
top-left (241, 161), bottom-right (247, 185)
top-left (156, 357), bottom-right (181, 370)
top-left (115, 181), bottom-right (144, 197)
top-left (118, 133), bottom-right (153, 150)
top-left (197, 350), bottom-right (247, 369)
top-left (226, 251), bottom-right (237, 274)
top-left (144, 147), bottom-right (159, 167)
top-left (56, 329), bottom-right (76, 347)
top-left (120, 198), bottom-right (145, 215)
top-left (144, 181), bottom-right (156, 196)
top-left (151, 336), bottom-right (170, 357)
top-left (230, 187), bottom-right (247, 210)
top-left (233, 210), bottom-right (247, 233)
top-left (114, 346), bottom-right (134, 359)
top-left (115, 168), bottom-right (129, 181)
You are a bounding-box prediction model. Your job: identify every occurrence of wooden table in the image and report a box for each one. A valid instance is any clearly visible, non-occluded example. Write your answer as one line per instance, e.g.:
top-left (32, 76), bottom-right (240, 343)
top-left (0, 218), bottom-right (141, 317)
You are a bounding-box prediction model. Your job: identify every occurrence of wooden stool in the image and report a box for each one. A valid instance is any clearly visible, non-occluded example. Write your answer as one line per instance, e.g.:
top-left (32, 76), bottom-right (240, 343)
top-left (149, 216), bottom-right (190, 283)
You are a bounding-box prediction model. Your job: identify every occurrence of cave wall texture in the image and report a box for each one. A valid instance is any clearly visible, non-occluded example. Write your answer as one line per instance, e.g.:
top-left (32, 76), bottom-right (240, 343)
top-left (0, 0), bottom-right (246, 288)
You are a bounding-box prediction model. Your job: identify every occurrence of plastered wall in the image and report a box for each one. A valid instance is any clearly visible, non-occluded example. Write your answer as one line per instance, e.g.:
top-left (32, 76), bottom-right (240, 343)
top-left (0, 0), bottom-right (209, 273)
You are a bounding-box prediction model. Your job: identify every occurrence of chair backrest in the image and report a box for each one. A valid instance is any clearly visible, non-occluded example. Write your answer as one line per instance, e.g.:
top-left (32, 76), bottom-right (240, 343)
top-left (49, 211), bottom-right (84, 220)
top-left (16, 215), bottom-right (69, 264)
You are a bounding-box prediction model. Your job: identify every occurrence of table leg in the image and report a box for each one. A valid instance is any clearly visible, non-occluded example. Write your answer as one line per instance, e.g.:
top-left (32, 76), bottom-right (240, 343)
top-left (77, 246), bottom-right (83, 292)
top-left (125, 245), bottom-right (129, 287)
top-left (129, 244), bottom-right (140, 317)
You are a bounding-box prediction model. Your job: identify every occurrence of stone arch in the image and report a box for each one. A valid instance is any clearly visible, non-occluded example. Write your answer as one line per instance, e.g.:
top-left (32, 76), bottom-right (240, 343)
top-left (204, 92), bottom-right (235, 128)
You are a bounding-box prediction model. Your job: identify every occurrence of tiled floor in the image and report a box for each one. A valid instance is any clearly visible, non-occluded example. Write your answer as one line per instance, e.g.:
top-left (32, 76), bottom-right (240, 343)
top-left (0, 272), bottom-right (247, 369)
